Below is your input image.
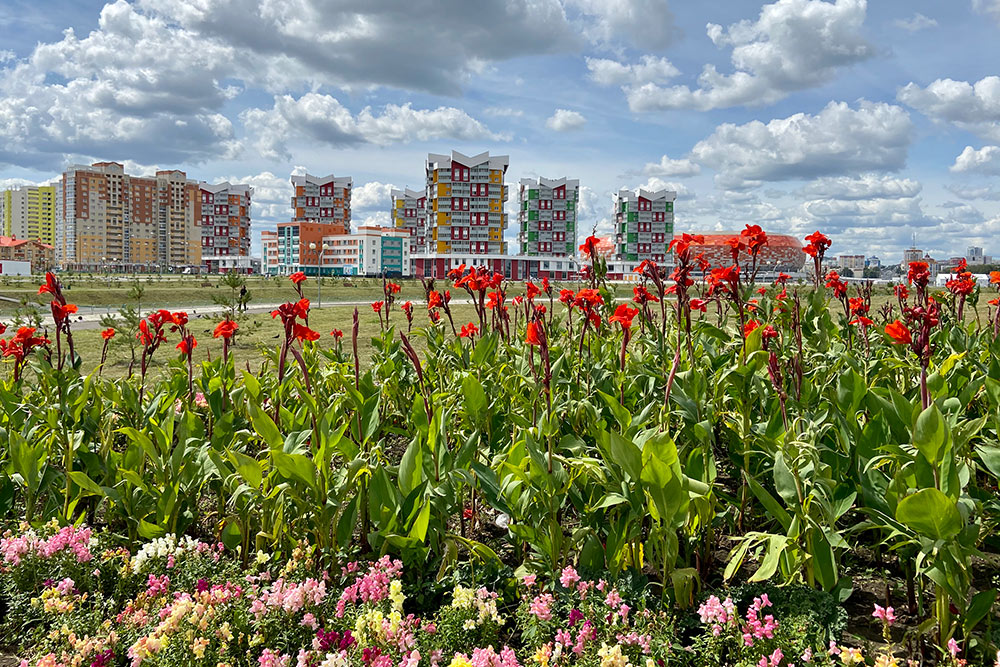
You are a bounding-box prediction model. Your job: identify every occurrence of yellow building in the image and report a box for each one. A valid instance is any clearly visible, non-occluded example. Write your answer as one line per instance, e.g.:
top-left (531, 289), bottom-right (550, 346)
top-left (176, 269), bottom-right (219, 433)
top-left (1, 185), bottom-right (56, 245)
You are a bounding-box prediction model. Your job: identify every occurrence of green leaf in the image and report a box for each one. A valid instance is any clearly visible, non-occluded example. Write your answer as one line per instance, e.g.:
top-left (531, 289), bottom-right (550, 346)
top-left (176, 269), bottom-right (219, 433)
top-left (408, 500), bottom-right (431, 542)
top-left (977, 446), bottom-right (1000, 479)
top-left (462, 375), bottom-right (488, 422)
top-left (772, 451), bottom-right (798, 505)
top-left (337, 494), bottom-right (360, 548)
top-left (913, 404), bottom-right (948, 466)
top-left (271, 451), bottom-right (316, 487)
top-left (896, 488), bottom-right (962, 540)
top-left (750, 535), bottom-right (788, 582)
top-left (68, 471), bottom-right (104, 498)
top-left (138, 519), bottom-right (166, 539)
top-left (608, 431), bottom-right (642, 481)
top-left (250, 406), bottom-right (284, 449)
top-left (964, 589), bottom-right (996, 633)
top-left (745, 473), bottom-right (792, 532)
top-left (398, 437), bottom-right (425, 496)
top-left (811, 528), bottom-right (838, 591)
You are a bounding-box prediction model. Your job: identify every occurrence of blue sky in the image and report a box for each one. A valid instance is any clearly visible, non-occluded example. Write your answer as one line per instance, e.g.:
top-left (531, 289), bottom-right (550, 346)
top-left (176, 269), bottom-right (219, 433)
top-left (2, 0), bottom-right (1000, 263)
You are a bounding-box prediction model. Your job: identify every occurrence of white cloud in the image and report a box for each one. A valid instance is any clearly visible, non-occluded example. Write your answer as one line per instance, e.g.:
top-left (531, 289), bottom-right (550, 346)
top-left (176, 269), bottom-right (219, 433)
top-left (139, 0), bottom-right (582, 96)
top-left (972, 0), bottom-right (1000, 23)
top-left (0, 1), bottom-right (241, 169)
top-left (950, 144), bottom-right (1000, 174)
top-left (484, 107), bottom-right (525, 117)
top-left (898, 76), bottom-right (1000, 141)
top-left (357, 211), bottom-right (391, 228)
top-left (796, 173), bottom-right (921, 199)
top-left (690, 100), bottom-right (912, 189)
top-left (893, 13), bottom-right (937, 31)
top-left (241, 94), bottom-right (508, 161)
top-left (585, 55), bottom-right (679, 87)
top-left (620, 0), bottom-right (874, 111)
top-left (545, 109), bottom-right (586, 131)
top-left (352, 181), bottom-right (397, 210)
top-left (944, 183), bottom-right (1000, 200)
top-left (564, 0), bottom-right (680, 50)
top-left (639, 154), bottom-right (701, 177)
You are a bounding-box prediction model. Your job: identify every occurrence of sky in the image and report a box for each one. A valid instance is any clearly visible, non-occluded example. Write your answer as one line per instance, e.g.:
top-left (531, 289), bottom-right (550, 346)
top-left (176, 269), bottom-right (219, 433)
top-left (2, 0), bottom-right (1000, 263)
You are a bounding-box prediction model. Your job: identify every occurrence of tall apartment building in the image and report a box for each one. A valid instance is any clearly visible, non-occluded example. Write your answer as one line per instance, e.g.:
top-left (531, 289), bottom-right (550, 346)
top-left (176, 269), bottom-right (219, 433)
top-left (611, 188), bottom-right (675, 267)
top-left (901, 247), bottom-right (923, 268)
top-left (291, 173), bottom-right (352, 234)
top-left (518, 177), bottom-right (579, 257)
top-left (57, 162), bottom-right (201, 271)
top-left (425, 151), bottom-right (508, 256)
top-left (200, 182), bottom-right (253, 273)
top-left (391, 188), bottom-right (427, 256)
top-left (1, 185), bottom-right (56, 245)
top-left (968, 246), bottom-right (985, 264)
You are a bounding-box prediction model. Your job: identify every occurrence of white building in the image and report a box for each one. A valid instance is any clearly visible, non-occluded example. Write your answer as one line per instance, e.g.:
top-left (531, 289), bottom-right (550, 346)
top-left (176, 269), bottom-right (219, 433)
top-left (318, 226), bottom-right (411, 277)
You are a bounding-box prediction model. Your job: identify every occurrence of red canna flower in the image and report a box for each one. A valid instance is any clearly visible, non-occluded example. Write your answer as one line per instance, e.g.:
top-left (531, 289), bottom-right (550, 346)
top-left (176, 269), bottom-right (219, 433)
top-left (850, 316), bottom-right (874, 327)
top-left (579, 236), bottom-right (600, 255)
top-left (894, 284), bottom-right (909, 301)
top-left (725, 237), bottom-right (746, 263)
top-left (608, 304), bottom-right (639, 331)
top-left (633, 285), bottom-right (659, 304)
top-left (990, 271), bottom-right (1000, 285)
top-left (885, 320), bottom-right (912, 345)
top-left (761, 325), bottom-right (779, 340)
top-left (427, 291), bottom-right (443, 309)
top-left (690, 298), bottom-right (708, 312)
top-left (803, 231), bottom-right (832, 258)
top-left (101, 328), bottom-right (116, 340)
top-left (386, 282), bottom-right (401, 294)
top-left (774, 272), bottom-right (791, 285)
top-left (559, 288), bottom-right (575, 305)
top-left (50, 302), bottom-right (78, 323)
top-left (848, 297), bottom-right (869, 315)
top-left (171, 311), bottom-right (189, 328)
top-left (176, 338), bottom-right (197, 355)
top-left (331, 329), bottom-right (344, 339)
top-left (486, 292), bottom-right (501, 310)
top-left (525, 321), bottom-right (543, 346)
top-left (371, 301), bottom-right (384, 314)
top-left (402, 301), bottom-right (413, 317)
top-left (459, 322), bottom-right (479, 338)
top-left (541, 277), bottom-right (551, 294)
top-left (825, 271), bottom-right (848, 299)
top-left (289, 271), bottom-right (307, 285)
top-left (213, 319), bottom-right (239, 340)
top-left (447, 264), bottom-right (467, 280)
top-left (525, 281), bottom-right (542, 300)
top-left (741, 224), bottom-right (768, 255)
top-left (757, 287), bottom-right (767, 295)
top-left (37, 272), bottom-right (59, 296)
top-left (907, 261), bottom-right (930, 288)
top-left (668, 233), bottom-right (705, 256)
top-left (293, 324), bottom-right (320, 342)
top-left (743, 319), bottom-right (761, 337)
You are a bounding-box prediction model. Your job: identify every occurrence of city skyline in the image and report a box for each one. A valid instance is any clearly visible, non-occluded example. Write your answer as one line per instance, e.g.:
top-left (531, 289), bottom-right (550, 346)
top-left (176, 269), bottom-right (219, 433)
top-left (1, 1), bottom-right (1000, 263)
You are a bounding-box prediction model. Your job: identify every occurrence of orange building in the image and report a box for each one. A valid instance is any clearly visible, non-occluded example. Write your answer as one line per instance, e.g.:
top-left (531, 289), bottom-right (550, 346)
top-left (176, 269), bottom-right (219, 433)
top-left (57, 162), bottom-right (201, 271)
top-left (291, 173), bottom-right (352, 234)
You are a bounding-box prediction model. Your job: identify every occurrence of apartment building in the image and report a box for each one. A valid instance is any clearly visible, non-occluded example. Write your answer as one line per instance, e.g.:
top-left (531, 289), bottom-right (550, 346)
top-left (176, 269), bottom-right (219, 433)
top-left (57, 162), bottom-right (201, 271)
top-left (425, 151), bottom-right (508, 257)
top-left (838, 254), bottom-right (866, 271)
top-left (391, 188), bottom-right (427, 259)
top-left (200, 182), bottom-right (253, 273)
top-left (1, 185), bottom-right (57, 245)
top-left (291, 173), bottom-right (352, 234)
top-left (610, 188), bottom-right (675, 270)
top-left (262, 230), bottom-right (279, 275)
top-left (518, 177), bottom-right (579, 257)
top-left (320, 226), bottom-right (411, 277)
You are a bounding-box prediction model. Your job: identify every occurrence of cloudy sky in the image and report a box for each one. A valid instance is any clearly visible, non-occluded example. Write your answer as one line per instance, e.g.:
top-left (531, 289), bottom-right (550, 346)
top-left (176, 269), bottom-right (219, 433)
top-left (2, 0), bottom-right (1000, 262)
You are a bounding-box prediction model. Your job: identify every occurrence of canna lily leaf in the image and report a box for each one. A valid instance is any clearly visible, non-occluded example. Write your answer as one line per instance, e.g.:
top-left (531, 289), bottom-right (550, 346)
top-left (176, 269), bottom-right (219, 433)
top-left (895, 488), bottom-right (962, 540)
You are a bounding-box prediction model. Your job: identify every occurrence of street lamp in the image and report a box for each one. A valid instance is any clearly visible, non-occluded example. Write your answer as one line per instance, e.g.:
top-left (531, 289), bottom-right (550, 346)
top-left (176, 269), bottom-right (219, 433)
top-left (309, 242), bottom-right (331, 308)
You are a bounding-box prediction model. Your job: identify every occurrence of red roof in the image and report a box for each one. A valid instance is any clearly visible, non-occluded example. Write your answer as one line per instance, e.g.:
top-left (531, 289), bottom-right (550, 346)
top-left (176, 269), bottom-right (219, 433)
top-left (0, 236), bottom-right (53, 249)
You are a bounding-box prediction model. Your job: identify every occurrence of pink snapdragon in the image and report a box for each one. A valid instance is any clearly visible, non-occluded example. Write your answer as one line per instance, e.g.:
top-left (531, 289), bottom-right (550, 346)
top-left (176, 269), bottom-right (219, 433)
top-left (521, 574), bottom-right (537, 588)
top-left (872, 604), bottom-right (895, 626)
top-left (757, 648), bottom-right (783, 667)
top-left (251, 578), bottom-right (327, 619)
top-left (529, 593), bottom-right (555, 621)
top-left (559, 566), bottom-right (580, 590)
top-left (335, 556), bottom-right (403, 617)
top-left (465, 646), bottom-right (521, 667)
top-left (604, 588), bottom-right (623, 610)
top-left (698, 595), bottom-right (736, 636)
top-left (948, 638), bottom-right (961, 658)
top-left (1, 525), bottom-right (94, 566)
top-left (743, 595), bottom-right (778, 646)
top-left (145, 575), bottom-right (169, 598)
top-left (259, 649), bottom-right (290, 667)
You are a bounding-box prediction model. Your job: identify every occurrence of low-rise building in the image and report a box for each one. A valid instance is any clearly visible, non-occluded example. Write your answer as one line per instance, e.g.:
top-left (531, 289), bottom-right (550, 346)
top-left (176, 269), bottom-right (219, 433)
top-left (838, 254), bottom-right (866, 271)
top-left (0, 236), bottom-right (55, 273)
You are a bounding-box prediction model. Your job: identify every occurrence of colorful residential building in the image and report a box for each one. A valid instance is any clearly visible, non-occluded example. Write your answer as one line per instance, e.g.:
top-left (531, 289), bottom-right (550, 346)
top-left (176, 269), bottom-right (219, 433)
top-left (609, 188), bottom-right (675, 273)
top-left (56, 162), bottom-right (201, 272)
top-left (291, 173), bottom-right (352, 234)
top-left (390, 188), bottom-right (427, 261)
top-left (518, 177), bottom-right (579, 257)
top-left (1, 185), bottom-right (57, 245)
top-left (200, 182), bottom-right (253, 273)
top-left (424, 151), bottom-right (508, 257)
